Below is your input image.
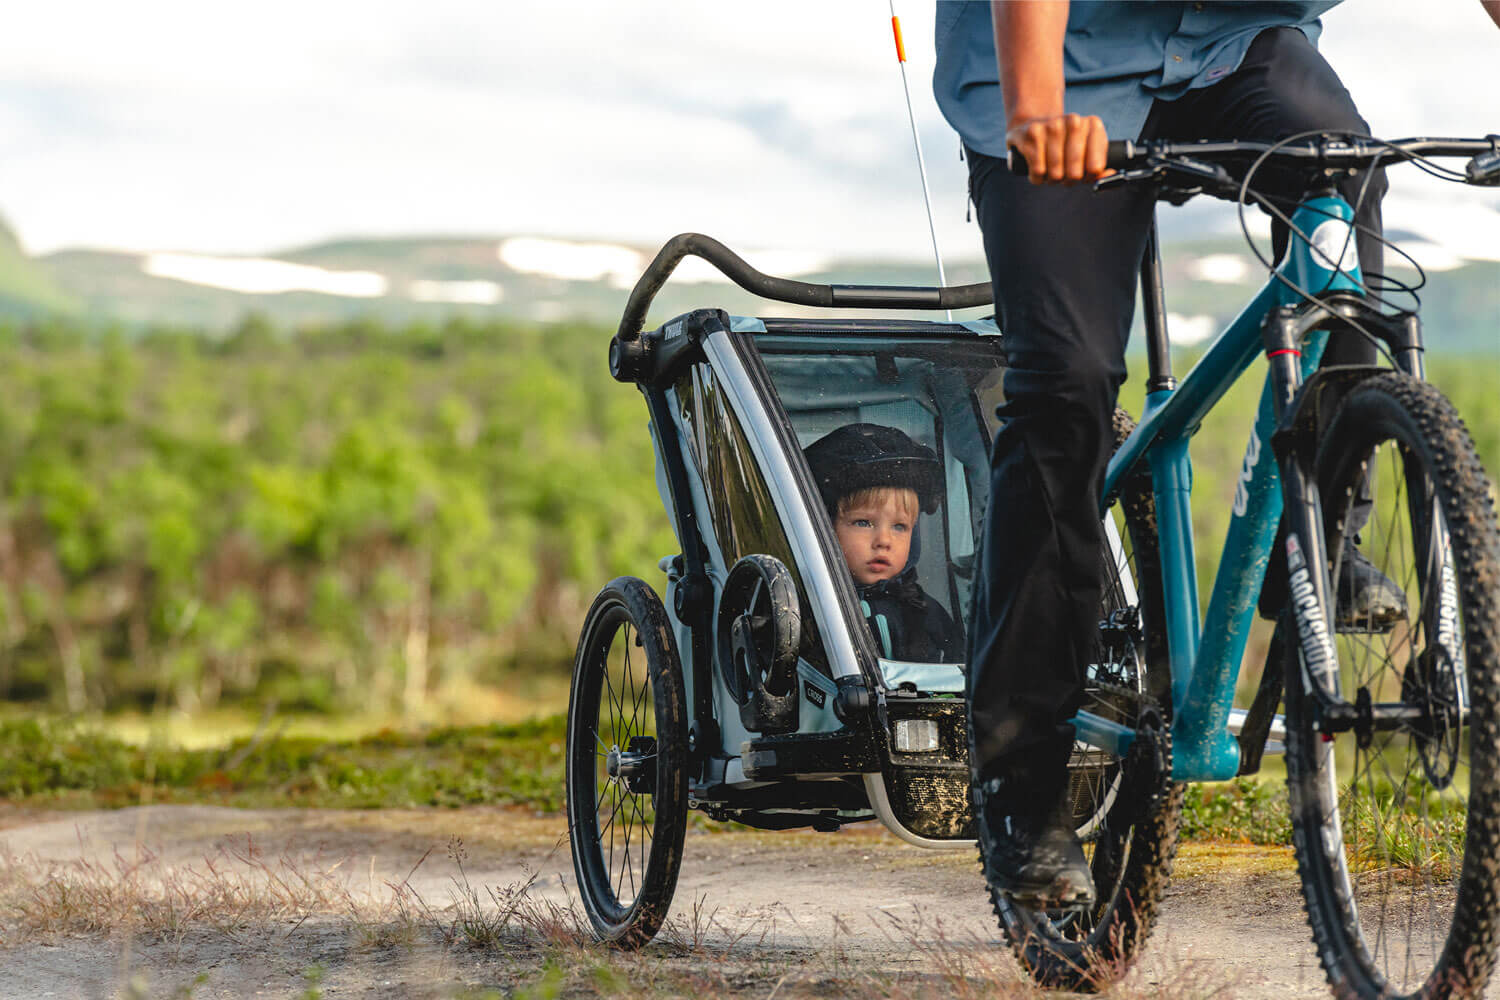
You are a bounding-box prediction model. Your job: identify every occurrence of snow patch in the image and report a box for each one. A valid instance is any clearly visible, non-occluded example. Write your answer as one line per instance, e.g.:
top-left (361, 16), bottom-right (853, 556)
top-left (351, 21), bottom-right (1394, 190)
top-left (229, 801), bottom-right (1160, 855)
top-left (670, 249), bottom-right (831, 285)
top-left (498, 238), bottom-right (643, 287)
top-left (143, 253), bottom-right (387, 297)
top-left (1167, 313), bottom-right (1216, 347)
top-left (496, 236), bottom-right (831, 290)
top-left (408, 279), bottom-right (504, 304)
top-left (1186, 253), bottom-right (1251, 284)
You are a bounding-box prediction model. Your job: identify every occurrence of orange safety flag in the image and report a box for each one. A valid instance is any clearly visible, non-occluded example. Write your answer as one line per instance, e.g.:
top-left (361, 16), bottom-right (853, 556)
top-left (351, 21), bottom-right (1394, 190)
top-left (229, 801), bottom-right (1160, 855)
top-left (891, 15), bottom-right (906, 63)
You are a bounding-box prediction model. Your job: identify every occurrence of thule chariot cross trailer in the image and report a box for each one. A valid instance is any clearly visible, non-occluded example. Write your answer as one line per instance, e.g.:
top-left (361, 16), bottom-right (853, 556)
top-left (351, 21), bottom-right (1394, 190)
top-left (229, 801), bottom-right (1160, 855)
top-left (565, 233), bottom-right (1162, 950)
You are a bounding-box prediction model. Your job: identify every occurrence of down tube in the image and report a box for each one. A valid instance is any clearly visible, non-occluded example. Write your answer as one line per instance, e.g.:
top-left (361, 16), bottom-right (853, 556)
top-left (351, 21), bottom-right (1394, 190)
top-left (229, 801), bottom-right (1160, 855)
top-left (1172, 336), bottom-right (1328, 780)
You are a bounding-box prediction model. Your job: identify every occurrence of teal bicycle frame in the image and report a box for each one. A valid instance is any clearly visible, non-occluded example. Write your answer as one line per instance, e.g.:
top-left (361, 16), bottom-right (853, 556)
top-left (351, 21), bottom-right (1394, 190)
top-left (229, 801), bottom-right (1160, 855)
top-left (1071, 193), bottom-right (1365, 781)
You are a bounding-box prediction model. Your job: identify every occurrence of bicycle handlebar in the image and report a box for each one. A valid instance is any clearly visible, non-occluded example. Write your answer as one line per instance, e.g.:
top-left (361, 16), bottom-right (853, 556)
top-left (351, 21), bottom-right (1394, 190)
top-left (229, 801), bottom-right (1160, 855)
top-left (1007, 134), bottom-right (1500, 186)
top-left (615, 233), bottom-right (993, 343)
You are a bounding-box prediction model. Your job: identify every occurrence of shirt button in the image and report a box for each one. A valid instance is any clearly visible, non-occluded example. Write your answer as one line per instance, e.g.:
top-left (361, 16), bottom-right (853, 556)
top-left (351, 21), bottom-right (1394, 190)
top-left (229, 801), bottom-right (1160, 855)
top-left (1193, 1), bottom-right (1204, 9)
top-left (1173, 54), bottom-right (1183, 62)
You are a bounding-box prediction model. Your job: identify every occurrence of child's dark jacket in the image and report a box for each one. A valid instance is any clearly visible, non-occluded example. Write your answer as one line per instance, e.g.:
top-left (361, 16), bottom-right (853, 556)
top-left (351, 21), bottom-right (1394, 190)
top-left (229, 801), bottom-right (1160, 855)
top-left (856, 566), bottom-right (964, 663)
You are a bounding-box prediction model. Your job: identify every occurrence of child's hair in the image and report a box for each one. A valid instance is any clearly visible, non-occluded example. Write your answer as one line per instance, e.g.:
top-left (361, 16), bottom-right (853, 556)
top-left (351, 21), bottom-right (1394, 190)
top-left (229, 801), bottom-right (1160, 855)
top-left (836, 485), bottom-right (920, 521)
top-left (803, 423), bottom-right (942, 521)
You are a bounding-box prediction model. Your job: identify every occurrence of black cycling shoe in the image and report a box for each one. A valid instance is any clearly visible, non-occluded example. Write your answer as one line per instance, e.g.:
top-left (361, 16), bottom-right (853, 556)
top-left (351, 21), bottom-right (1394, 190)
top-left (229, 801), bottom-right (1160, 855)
top-left (1335, 540), bottom-right (1407, 633)
top-left (975, 773), bottom-right (1096, 910)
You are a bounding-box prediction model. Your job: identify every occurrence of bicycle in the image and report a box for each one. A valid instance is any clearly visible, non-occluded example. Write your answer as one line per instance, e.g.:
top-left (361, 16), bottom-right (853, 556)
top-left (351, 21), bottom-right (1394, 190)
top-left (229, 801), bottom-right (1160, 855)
top-left (573, 133), bottom-right (1500, 998)
top-left (995, 132), bottom-right (1500, 997)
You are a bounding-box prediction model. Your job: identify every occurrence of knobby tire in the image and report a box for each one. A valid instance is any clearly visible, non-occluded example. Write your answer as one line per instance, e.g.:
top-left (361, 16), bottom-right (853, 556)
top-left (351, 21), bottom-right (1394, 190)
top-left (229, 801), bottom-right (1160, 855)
top-left (1284, 373), bottom-right (1500, 999)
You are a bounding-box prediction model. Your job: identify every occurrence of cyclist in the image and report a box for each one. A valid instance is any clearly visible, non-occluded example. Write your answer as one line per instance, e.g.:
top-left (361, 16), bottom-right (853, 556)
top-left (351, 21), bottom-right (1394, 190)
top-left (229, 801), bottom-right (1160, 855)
top-left (933, 0), bottom-right (1500, 909)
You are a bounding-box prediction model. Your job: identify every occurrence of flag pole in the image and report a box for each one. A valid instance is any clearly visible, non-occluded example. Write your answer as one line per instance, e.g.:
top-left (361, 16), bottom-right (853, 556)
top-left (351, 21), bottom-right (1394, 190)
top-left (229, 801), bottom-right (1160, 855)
top-left (889, 2), bottom-right (951, 321)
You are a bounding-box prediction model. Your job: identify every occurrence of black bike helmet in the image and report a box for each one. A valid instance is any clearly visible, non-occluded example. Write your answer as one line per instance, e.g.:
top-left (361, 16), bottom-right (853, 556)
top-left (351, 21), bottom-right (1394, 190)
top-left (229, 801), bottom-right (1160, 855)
top-left (802, 423), bottom-right (943, 517)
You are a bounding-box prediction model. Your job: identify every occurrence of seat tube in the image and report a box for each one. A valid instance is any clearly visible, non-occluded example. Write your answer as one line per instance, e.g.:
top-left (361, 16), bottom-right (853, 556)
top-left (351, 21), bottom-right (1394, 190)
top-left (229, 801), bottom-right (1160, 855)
top-left (1147, 422), bottom-right (1199, 716)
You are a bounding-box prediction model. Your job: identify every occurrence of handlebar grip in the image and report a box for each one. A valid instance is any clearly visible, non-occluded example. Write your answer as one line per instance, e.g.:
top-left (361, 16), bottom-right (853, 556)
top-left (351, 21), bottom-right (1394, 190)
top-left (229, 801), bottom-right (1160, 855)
top-left (1006, 139), bottom-right (1136, 177)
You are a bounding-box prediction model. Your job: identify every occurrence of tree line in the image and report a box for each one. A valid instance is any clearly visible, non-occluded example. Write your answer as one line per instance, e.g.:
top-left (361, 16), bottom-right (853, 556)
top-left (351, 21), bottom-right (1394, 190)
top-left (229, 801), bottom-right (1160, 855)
top-left (0, 312), bottom-right (1494, 720)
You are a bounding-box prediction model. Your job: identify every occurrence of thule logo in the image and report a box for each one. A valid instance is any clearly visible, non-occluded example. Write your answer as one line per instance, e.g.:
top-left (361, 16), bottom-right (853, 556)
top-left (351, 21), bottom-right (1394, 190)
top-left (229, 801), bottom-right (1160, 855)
top-left (1232, 429), bottom-right (1261, 517)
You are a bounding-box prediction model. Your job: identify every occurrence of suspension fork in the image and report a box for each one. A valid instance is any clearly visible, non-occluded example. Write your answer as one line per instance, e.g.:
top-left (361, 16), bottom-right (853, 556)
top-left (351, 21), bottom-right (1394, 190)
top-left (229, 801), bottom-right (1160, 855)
top-left (1264, 308), bottom-right (1346, 728)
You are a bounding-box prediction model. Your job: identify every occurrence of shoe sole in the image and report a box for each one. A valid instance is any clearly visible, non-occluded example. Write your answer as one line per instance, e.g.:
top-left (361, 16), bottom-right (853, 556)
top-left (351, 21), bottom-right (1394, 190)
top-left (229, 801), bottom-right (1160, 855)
top-left (995, 874), bottom-right (1096, 912)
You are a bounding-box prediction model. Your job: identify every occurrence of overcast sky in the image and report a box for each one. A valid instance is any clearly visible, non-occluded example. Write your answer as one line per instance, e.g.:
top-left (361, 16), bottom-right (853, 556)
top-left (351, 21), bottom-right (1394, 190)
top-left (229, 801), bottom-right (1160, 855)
top-left (2, 1), bottom-right (1498, 262)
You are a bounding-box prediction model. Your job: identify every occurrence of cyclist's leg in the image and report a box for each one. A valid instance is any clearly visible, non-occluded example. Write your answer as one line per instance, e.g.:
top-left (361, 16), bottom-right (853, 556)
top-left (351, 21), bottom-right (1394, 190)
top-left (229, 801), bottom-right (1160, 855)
top-left (1151, 26), bottom-right (1400, 620)
top-left (965, 144), bottom-right (1155, 902)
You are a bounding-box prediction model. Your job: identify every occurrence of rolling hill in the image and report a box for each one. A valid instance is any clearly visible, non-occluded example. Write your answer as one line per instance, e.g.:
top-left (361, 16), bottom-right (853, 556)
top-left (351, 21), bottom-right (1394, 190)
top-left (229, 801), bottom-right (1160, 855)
top-left (1, 227), bottom-right (1495, 353)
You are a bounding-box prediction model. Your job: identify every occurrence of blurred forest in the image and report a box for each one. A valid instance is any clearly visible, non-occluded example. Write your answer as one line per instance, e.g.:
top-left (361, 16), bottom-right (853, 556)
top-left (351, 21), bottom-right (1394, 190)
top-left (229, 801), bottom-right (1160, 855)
top-left (0, 312), bottom-right (1495, 724)
top-left (0, 314), bottom-right (674, 722)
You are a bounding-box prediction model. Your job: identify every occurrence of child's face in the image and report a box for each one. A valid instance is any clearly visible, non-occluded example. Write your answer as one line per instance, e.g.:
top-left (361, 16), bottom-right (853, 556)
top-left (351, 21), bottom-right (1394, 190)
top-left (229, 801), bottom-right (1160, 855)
top-left (834, 488), bottom-right (917, 585)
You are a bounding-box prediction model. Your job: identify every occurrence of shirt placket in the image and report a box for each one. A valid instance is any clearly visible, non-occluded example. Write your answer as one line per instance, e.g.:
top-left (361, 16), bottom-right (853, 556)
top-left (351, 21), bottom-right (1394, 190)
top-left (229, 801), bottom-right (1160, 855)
top-left (1162, 2), bottom-right (1209, 87)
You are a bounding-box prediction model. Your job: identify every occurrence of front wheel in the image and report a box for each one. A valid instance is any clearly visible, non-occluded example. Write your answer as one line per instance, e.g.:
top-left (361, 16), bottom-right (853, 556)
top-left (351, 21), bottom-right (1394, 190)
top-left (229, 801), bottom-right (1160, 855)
top-left (1284, 373), bottom-right (1500, 999)
top-left (565, 577), bottom-right (690, 947)
top-left (995, 408), bottom-right (1184, 992)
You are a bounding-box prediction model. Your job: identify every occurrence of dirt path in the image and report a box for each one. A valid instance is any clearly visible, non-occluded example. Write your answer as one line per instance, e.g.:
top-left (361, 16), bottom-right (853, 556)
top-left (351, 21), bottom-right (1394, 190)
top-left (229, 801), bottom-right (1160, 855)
top-left (0, 804), bottom-right (1358, 998)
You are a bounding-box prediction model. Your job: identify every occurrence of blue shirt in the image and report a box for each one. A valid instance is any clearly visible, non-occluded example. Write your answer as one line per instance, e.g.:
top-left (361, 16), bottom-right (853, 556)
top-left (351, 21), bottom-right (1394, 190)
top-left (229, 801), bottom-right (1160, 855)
top-left (933, 1), bottom-right (1338, 156)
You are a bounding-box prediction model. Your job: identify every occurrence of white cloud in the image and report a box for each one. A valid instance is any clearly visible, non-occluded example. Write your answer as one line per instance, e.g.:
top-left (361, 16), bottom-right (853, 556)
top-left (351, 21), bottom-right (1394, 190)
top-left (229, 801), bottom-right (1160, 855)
top-left (0, 0), bottom-right (1495, 267)
top-left (1383, 194), bottom-right (1500, 264)
top-left (1385, 241), bottom-right (1466, 272)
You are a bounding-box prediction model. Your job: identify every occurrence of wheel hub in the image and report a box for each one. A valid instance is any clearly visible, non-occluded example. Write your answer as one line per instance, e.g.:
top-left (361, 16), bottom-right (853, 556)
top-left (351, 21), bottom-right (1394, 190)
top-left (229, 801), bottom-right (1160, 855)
top-left (605, 737), bottom-right (657, 793)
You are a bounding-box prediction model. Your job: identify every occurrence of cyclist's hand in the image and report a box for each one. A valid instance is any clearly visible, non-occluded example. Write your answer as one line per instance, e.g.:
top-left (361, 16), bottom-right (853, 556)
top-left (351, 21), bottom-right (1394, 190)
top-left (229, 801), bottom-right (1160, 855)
top-left (1006, 113), bottom-right (1112, 186)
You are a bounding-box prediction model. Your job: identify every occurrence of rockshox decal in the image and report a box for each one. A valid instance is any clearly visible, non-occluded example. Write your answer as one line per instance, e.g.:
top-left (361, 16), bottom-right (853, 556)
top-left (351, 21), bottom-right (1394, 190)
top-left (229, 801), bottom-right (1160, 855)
top-left (1287, 534), bottom-right (1338, 687)
top-left (1437, 544), bottom-right (1469, 712)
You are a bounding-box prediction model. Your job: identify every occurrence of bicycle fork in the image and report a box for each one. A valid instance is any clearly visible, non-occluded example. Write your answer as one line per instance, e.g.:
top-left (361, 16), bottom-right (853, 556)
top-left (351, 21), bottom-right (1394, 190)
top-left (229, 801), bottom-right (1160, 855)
top-left (1263, 304), bottom-right (1467, 744)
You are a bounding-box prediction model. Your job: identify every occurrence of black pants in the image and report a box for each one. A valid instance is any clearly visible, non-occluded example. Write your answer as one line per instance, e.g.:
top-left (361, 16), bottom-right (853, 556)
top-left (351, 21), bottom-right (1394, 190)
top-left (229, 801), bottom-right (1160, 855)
top-left (965, 27), bottom-right (1387, 779)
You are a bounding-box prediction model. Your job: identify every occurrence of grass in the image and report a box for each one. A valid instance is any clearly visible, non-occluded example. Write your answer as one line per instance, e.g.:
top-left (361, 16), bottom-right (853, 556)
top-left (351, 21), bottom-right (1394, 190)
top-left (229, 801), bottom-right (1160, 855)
top-left (0, 714), bottom-right (567, 812)
top-left (24, 709), bottom-right (1474, 887)
top-left (2, 712), bottom-right (1306, 848)
top-left (0, 710), bottom-right (1313, 852)
top-left (1180, 776), bottom-right (1293, 845)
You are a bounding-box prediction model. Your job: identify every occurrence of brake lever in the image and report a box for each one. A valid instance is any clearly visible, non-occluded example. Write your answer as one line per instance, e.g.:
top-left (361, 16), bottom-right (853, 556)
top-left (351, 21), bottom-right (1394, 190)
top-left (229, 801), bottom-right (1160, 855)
top-left (1094, 165), bottom-right (1163, 192)
top-left (1161, 156), bottom-right (1241, 197)
top-left (1093, 155), bottom-right (1240, 200)
top-left (1466, 134), bottom-right (1500, 186)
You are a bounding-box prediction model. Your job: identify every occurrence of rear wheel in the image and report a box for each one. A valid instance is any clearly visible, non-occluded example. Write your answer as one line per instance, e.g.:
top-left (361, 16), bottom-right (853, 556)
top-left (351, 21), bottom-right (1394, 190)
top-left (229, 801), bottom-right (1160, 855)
top-left (566, 577), bottom-right (690, 947)
top-left (1285, 373), bottom-right (1500, 999)
top-left (995, 409), bottom-right (1184, 991)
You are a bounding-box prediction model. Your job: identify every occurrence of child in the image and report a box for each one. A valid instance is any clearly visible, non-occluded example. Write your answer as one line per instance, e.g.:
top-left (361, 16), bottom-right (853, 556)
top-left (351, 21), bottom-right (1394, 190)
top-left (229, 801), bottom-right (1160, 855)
top-left (803, 423), bottom-right (964, 664)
